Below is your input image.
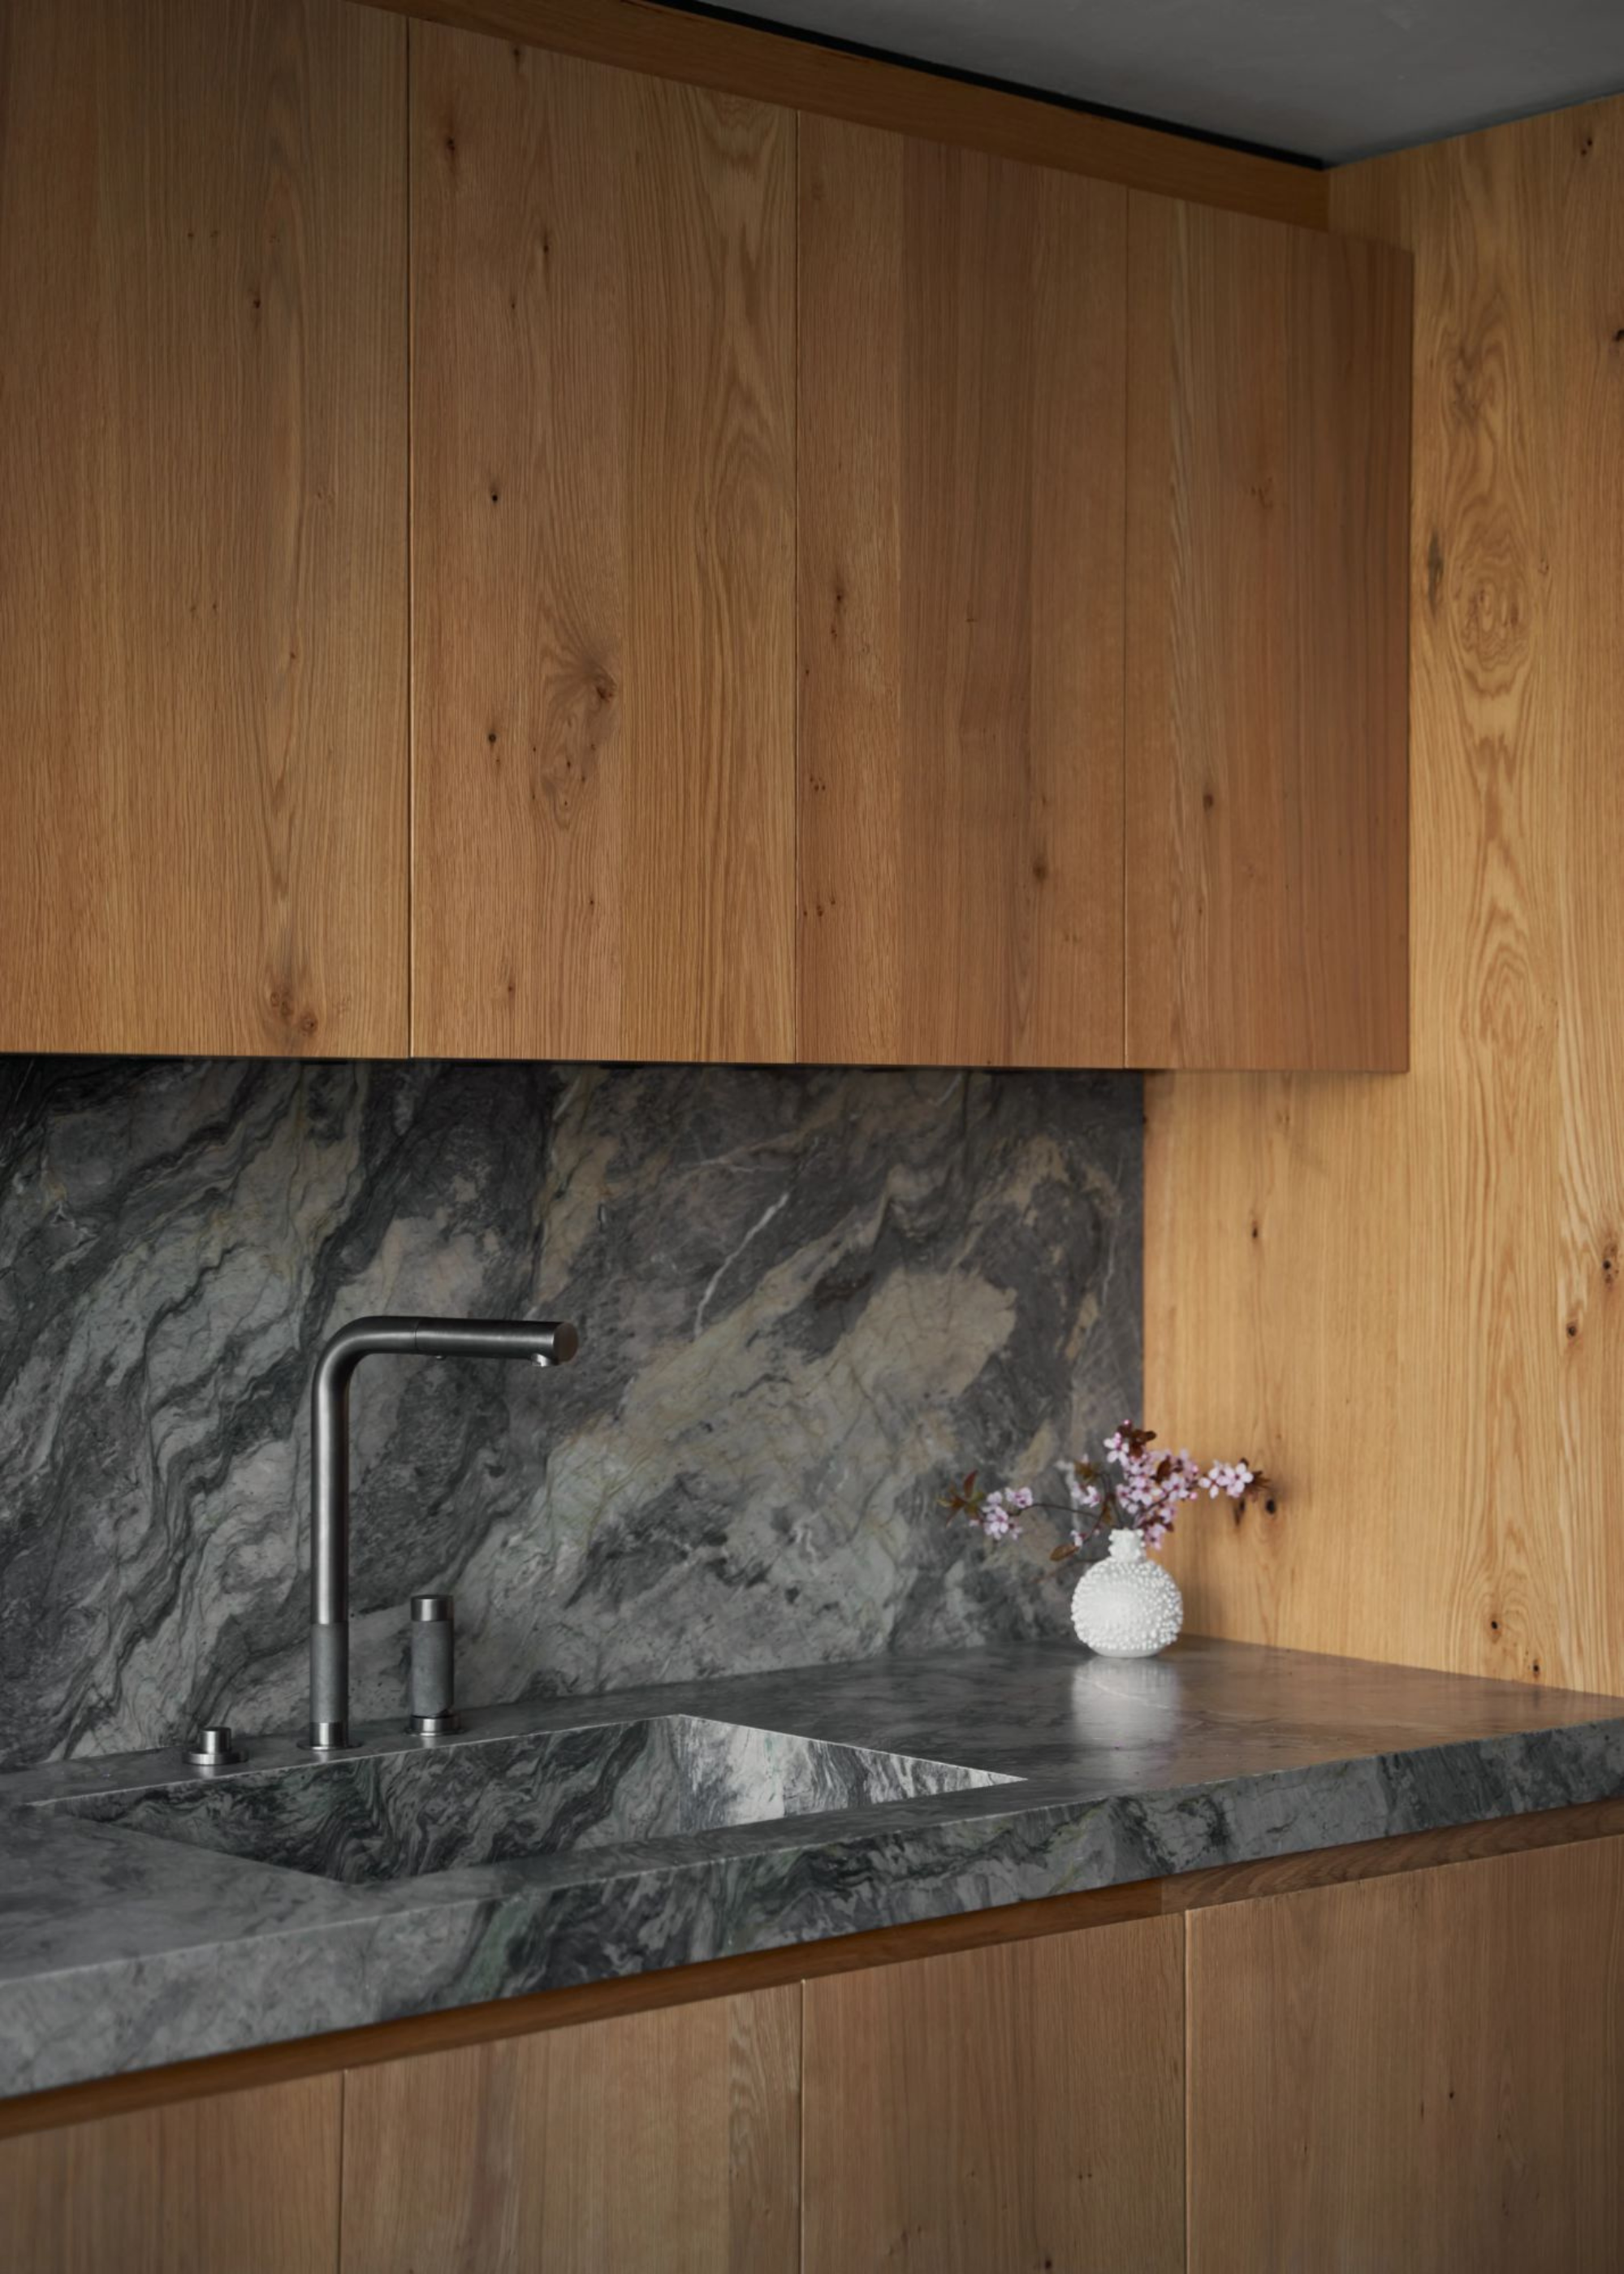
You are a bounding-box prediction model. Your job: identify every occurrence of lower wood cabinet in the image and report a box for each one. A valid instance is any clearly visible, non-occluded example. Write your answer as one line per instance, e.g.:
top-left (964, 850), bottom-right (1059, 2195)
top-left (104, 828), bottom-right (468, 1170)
top-left (802, 1917), bottom-right (1185, 2272)
top-left (0, 2073), bottom-right (340, 2274)
top-left (1187, 1836), bottom-right (1624, 2272)
top-left (339, 1984), bottom-right (801, 2274)
top-left (5, 1835), bottom-right (1622, 2272)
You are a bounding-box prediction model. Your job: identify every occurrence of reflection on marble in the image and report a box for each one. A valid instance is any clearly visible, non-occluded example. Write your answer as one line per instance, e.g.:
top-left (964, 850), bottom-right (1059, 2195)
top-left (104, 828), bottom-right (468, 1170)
top-left (45, 1714), bottom-right (1013, 1885)
top-left (3, 1635), bottom-right (1622, 2099)
top-left (0, 1057), bottom-right (1141, 1769)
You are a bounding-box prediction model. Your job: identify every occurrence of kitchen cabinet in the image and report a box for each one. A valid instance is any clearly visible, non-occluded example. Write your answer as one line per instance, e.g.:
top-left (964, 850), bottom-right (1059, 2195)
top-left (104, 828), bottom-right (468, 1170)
top-left (795, 121), bottom-right (1407, 1073)
top-left (0, 2073), bottom-right (340, 2274)
top-left (0, 0), bottom-right (408, 1058)
top-left (802, 1918), bottom-right (1184, 2272)
top-left (797, 117), bottom-right (1128, 1068)
top-left (0, 0), bottom-right (1407, 1072)
top-left (1187, 1835), bottom-right (1624, 2270)
top-left (339, 1984), bottom-right (801, 2274)
top-left (6, 1831), bottom-right (1621, 2271)
top-left (409, 28), bottom-right (797, 1062)
top-left (1125, 194), bottom-right (1411, 1070)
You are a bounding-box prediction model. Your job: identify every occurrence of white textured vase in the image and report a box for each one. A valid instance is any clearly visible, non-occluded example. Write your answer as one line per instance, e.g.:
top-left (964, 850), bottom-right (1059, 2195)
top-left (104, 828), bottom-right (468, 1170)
top-left (1070, 1528), bottom-right (1183, 1658)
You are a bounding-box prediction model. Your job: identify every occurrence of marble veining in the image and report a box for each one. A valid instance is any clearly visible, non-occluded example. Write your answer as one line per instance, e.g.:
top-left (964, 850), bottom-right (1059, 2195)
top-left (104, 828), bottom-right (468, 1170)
top-left (0, 1057), bottom-right (1141, 1769)
top-left (2, 1635), bottom-right (1622, 2101)
top-left (41, 1716), bottom-right (1013, 1886)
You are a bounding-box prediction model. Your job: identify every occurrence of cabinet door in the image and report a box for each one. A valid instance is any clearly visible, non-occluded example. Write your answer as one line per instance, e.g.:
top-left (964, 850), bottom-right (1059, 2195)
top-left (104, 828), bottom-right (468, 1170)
top-left (1188, 1837), bottom-right (1624, 2270)
top-left (0, 2074), bottom-right (341, 2274)
top-left (340, 1985), bottom-right (799, 2274)
top-left (0, 0), bottom-right (408, 1057)
top-left (803, 1918), bottom-right (1184, 2272)
top-left (797, 118), bottom-right (1127, 1068)
top-left (411, 30), bottom-right (797, 1062)
top-left (1125, 195), bottom-right (1410, 1070)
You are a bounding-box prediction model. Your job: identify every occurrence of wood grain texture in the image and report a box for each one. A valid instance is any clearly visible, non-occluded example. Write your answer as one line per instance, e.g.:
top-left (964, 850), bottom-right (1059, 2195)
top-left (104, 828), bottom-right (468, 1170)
top-left (411, 26), bottom-right (795, 1060)
top-left (0, 0), bottom-right (408, 1057)
top-left (1188, 1838), bottom-right (1624, 2272)
top-left (340, 1982), bottom-right (798, 2274)
top-left (802, 1917), bottom-right (1184, 2272)
top-left (1125, 193), bottom-right (1410, 1070)
top-left (0, 2073), bottom-right (340, 2274)
top-left (1147, 97), bottom-right (1624, 1693)
top-left (375, 0), bottom-right (1327, 228)
top-left (797, 115), bottom-right (1126, 1066)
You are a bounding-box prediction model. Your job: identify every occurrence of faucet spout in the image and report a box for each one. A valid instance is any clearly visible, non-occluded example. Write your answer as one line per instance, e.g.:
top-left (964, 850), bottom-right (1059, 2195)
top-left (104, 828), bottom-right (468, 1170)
top-left (307, 1316), bottom-right (578, 1753)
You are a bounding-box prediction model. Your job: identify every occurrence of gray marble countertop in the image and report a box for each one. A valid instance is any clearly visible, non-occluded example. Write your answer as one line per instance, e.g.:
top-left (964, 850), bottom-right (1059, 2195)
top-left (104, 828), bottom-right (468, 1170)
top-left (2, 1636), bottom-right (1622, 2103)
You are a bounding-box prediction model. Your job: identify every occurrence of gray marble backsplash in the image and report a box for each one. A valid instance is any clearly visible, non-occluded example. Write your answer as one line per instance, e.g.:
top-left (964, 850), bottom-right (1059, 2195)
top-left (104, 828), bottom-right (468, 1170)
top-left (0, 1057), bottom-right (1141, 1770)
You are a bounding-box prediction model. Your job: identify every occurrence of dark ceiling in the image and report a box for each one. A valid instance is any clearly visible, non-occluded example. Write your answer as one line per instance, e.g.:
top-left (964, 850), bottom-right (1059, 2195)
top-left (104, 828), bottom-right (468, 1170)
top-left (709, 0), bottom-right (1624, 163)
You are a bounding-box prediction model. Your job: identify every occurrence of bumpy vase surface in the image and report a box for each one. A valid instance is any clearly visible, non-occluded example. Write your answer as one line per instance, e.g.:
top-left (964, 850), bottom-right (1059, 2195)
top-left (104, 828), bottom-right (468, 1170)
top-left (1070, 1528), bottom-right (1183, 1658)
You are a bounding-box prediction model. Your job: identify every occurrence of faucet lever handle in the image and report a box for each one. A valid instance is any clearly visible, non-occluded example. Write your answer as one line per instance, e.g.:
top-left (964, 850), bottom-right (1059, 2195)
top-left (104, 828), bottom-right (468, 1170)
top-left (409, 1593), bottom-right (459, 1737)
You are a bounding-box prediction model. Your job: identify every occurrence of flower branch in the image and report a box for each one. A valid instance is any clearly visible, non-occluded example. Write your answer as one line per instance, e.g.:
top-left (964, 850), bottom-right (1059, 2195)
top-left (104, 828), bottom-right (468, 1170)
top-left (942, 1422), bottom-right (1276, 1563)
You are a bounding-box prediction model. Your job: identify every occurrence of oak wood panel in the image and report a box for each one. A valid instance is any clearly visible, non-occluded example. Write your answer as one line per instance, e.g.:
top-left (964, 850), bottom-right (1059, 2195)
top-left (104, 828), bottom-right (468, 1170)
top-left (797, 115), bottom-right (1127, 1066)
top-left (1188, 1837), bottom-right (1624, 2271)
top-left (1125, 193), bottom-right (1410, 1070)
top-left (0, 2073), bottom-right (340, 2274)
top-left (375, 0), bottom-right (1328, 228)
top-left (1148, 97), bottom-right (1624, 1693)
top-left (340, 1982), bottom-right (797, 2273)
top-left (411, 27), bottom-right (795, 1060)
top-left (802, 1916), bottom-right (1184, 2272)
top-left (0, 0), bottom-right (408, 1057)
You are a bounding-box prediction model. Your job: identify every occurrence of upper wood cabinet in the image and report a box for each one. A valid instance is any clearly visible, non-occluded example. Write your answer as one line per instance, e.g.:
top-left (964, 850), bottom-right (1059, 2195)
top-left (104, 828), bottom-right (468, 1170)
top-left (409, 30), bottom-right (797, 1062)
top-left (0, 0), bottom-right (1407, 1072)
top-left (797, 119), bottom-right (1128, 1068)
top-left (0, 0), bottom-right (408, 1058)
top-left (1125, 195), bottom-right (1411, 1071)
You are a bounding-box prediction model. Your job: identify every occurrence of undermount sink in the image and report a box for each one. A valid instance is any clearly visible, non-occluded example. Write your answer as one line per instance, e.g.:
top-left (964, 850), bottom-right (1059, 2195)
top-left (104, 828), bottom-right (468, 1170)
top-left (39, 1717), bottom-right (1016, 1887)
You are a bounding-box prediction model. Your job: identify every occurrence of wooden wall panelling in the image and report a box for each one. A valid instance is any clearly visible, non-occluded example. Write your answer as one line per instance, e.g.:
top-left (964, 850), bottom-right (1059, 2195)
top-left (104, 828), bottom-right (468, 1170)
top-left (339, 1981), bottom-right (799, 2273)
top-left (374, 0), bottom-right (1329, 229)
top-left (801, 1916), bottom-right (1185, 2272)
top-left (797, 115), bottom-right (1127, 1066)
top-left (410, 25), bottom-right (796, 1059)
top-left (1125, 192), bottom-right (1410, 1070)
top-left (1187, 1837), bottom-right (1624, 2270)
top-left (1147, 96), bottom-right (1624, 1694)
top-left (0, 2073), bottom-right (341, 2274)
top-left (0, 0), bottom-right (408, 1056)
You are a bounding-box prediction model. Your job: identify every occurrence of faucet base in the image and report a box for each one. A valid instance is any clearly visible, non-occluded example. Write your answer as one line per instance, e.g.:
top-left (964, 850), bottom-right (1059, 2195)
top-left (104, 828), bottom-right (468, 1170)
top-left (304, 1719), bottom-right (358, 1754)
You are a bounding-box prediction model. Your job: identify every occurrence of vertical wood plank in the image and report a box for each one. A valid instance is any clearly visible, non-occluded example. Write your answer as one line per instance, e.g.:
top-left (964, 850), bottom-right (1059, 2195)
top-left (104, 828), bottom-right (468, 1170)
top-left (0, 2073), bottom-right (342, 2274)
top-left (802, 1917), bottom-right (1184, 2272)
top-left (1148, 97), bottom-right (1624, 1697)
top-left (346, 0), bottom-right (1331, 228)
top-left (0, 0), bottom-right (408, 1057)
top-left (410, 27), bottom-right (796, 1061)
top-left (797, 115), bottom-right (1127, 1069)
top-left (340, 1982), bottom-right (800, 2273)
top-left (1187, 1839), bottom-right (1624, 2271)
top-left (1125, 193), bottom-right (1410, 1071)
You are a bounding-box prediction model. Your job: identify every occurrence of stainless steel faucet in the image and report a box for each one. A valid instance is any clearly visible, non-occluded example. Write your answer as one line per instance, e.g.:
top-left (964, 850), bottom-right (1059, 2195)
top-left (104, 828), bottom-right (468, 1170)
top-left (307, 1316), bottom-right (579, 1753)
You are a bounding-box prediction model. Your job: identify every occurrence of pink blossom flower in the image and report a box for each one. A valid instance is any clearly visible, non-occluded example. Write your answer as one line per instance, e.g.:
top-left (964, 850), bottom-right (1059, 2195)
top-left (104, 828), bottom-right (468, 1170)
top-left (978, 1490), bottom-right (1022, 1541)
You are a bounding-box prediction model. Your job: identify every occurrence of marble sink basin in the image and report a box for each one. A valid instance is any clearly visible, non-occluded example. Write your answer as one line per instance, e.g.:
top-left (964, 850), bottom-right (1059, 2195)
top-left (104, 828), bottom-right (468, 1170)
top-left (38, 1716), bottom-right (1015, 1887)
